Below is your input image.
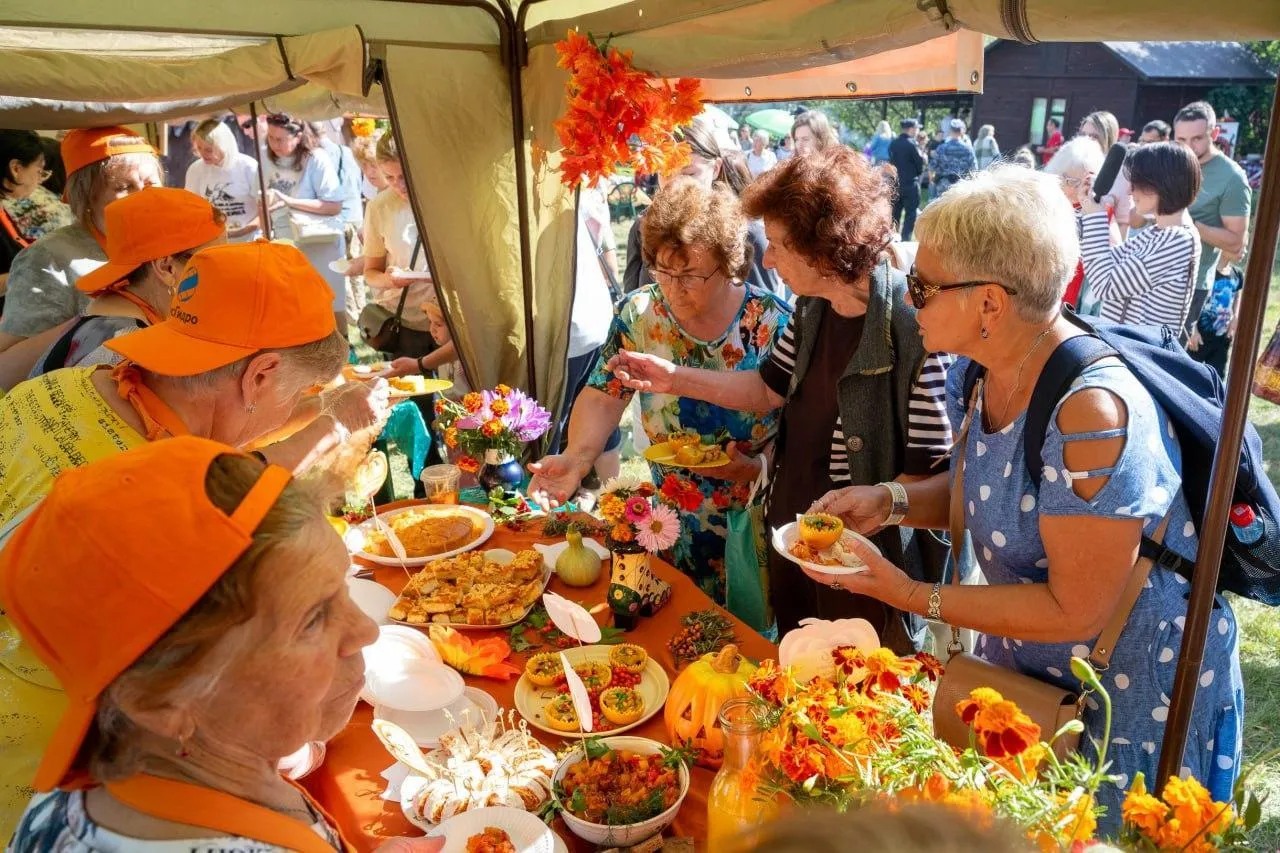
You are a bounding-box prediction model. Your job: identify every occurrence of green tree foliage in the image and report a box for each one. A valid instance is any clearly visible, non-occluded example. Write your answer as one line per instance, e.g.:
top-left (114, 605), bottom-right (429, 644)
top-left (1205, 42), bottom-right (1277, 157)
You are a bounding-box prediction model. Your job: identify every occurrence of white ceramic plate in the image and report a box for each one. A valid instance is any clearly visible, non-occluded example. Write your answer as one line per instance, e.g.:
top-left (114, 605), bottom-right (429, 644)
top-left (770, 522), bottom-right (881, 576)
top-left (367, 659), bottom-right (465, 712)
top-left (532, 537), bottom-right (610, 574)
top-left (389, 549), bottom-right (552, 631)
top-left (375, 687), bottom-right (498, 748)
top-left (347, 577), bottom-right (398, 626)
top-left (392, 270), bottom-right (433, 282)
top-left (513, 645), bottom-right (668, 737)
top-left (361, 625), bottom-right (441, 705)
top-left (426, 806), bottom-right (554, 853)
top-left (355, 504), bottom-right (494, 568)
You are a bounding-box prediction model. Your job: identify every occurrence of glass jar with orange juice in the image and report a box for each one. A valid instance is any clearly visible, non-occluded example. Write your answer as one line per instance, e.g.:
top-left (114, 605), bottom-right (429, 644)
top-left (707, 697), bottom-right (777, 851)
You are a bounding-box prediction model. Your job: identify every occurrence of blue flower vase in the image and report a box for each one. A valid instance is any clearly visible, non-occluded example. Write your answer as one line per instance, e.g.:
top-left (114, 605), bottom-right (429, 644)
top-left (478, 449), bottom-right (524, 495)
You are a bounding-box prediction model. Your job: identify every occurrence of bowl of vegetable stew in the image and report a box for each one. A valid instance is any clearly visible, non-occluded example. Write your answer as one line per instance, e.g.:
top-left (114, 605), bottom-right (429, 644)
top-left (551, 736), bottom-right (691, 846)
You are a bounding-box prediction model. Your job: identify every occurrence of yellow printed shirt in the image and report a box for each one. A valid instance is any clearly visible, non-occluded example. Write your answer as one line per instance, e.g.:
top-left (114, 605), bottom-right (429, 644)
top-left (0, 366), bottom-right (146, 838)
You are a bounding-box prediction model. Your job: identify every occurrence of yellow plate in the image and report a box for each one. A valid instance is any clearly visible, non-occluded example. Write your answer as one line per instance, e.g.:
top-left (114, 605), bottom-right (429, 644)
top-left (642, 441), bottom-right (731, 469)
top-left (387, 377), bottom-right (454, 398)
top-left (342, 362), bottom-right (390, 382)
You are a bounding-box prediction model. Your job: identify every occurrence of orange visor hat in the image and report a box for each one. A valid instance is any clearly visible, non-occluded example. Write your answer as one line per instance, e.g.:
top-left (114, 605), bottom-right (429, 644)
top-left (106, 240), bottom-right (338, 376)
top-left (0, 436), bottom-right (292, 791)
top-left (61, 126), bottom-right (156, 177)
top-left (76, 188), bottom-right (226, 296)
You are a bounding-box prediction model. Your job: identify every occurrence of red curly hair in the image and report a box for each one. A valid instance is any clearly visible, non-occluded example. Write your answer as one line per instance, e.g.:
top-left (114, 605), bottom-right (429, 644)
top-left (741, 146), bottom-right (894, 283)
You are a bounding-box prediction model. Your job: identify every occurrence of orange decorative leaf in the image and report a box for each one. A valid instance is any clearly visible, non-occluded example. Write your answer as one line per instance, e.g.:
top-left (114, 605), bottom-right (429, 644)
top-left (427, 625), bottom-right (520, 680)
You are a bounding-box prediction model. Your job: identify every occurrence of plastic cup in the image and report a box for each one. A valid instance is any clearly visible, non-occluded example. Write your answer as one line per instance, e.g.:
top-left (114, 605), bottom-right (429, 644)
top-left (422, 464), bottom-right (461, 504)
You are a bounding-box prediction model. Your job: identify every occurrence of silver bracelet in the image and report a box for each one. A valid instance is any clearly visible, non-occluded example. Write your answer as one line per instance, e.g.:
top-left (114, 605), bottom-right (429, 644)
top-left (879, 481), bottom-right (909, 527)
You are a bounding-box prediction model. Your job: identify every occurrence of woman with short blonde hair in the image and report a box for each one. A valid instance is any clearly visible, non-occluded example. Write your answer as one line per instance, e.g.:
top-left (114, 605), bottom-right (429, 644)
top-left (185, 118), bottom-right (262, 241)
top-left (809, 164), bottom-right (1243, 829)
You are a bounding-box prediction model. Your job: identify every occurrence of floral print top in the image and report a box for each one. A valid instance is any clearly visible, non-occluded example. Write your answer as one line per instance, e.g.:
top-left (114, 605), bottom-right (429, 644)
top-left (588, 283), bottom-right (791, 602)
top-left (2, 187), bottom-right (75, 242)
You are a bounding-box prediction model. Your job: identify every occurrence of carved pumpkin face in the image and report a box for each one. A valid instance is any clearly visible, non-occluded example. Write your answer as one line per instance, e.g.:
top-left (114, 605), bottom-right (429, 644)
top-left (664, 645), bottom-right (757, 768)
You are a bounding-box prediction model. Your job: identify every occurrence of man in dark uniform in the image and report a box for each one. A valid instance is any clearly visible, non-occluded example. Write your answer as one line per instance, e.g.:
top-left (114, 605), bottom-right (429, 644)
top-left (888, 118), bottom-right (925, 240)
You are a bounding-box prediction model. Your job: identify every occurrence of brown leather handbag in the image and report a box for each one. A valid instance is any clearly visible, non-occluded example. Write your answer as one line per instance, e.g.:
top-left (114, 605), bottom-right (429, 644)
top-left (932, 375), bottom-right (1169, 758)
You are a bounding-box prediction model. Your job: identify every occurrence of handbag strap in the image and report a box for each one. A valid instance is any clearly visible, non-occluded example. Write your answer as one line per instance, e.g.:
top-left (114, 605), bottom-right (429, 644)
top-left (390, 240), bottom-right (421, 322)
top-left (947, 375), bottom-right (1170, 670)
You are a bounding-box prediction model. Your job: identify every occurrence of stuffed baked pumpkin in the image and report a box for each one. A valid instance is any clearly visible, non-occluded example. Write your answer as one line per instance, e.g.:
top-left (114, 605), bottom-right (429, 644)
top-left (664, 644), bottom-right (757, 768)
top-left (799, 513), bottom-right (844, 550)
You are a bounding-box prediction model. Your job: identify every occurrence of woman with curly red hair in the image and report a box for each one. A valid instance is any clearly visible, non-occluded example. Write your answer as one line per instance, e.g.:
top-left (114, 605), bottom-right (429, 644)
top-left (606, 147), bottom-right (955, 645)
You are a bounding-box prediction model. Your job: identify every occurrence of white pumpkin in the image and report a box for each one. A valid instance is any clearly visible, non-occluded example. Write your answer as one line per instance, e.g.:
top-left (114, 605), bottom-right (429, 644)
top-left (778, 617), bottom-right (879, 683)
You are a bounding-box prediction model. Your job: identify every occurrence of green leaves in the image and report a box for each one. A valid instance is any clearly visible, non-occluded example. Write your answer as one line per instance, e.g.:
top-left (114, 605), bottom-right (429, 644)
top-left (583, 736), bottom-right (612, 761)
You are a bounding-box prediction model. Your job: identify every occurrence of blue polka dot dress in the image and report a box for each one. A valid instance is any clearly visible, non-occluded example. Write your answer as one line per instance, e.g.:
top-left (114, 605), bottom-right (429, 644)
top-left (945, 357), bottom-right (1244, 828)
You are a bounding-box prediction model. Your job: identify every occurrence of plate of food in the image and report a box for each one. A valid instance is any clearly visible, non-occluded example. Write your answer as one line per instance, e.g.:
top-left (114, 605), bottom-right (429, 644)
top-left (355, 504), bottom-right (493, 567)
top-left (342, 361), bottom-right (390, 382)
top-left (551, 735), bottom-right (690, 847)
top-left (391, 711), bottom-right (558, 830)
top-left (387, 375), bottom-right (454, 398)
top-left (771, 513), bottom-right (881, 576)
top-left (642, 430), bottom-right (730, 469)
top-left (426, 807), bottom-right (554, 853)
top-left (388, 548), bottom-right (550, 629)
top-left (514, 644), bottom-right (668, 737)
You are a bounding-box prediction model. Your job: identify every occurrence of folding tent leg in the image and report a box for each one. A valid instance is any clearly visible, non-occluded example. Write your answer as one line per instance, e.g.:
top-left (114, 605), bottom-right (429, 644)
top-left (1156, 77), bottom-right (1280, 792)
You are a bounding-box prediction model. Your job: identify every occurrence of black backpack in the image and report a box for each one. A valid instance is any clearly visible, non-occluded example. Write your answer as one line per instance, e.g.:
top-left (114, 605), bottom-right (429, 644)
top-left (963, 311), bottom-right (1280, 606)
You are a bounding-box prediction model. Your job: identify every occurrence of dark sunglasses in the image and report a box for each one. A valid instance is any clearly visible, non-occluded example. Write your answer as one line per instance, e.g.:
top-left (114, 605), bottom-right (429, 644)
top-left (905, 267), bottom-right (1018, 309)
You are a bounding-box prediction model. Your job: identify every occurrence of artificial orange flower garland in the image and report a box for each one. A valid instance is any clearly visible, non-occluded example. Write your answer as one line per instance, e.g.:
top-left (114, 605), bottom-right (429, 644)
top-left (553, 29), bottom-right (704, 188)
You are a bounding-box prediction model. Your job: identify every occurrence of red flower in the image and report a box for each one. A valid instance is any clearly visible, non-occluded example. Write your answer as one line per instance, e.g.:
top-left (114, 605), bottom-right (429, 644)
top-left (710, 489), bottom-right (730, 509)
top-left (914, 652), bottom-right (945, 681)
top-left (457, 455), bottom-right (480, 474)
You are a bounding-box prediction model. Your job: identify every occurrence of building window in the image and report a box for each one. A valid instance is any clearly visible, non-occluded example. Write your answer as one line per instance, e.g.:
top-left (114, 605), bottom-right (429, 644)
top-left (1029, 98), bottom-right (1068, 144)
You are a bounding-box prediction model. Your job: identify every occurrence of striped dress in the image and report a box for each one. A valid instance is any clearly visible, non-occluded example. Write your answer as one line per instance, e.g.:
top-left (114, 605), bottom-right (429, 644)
top-left (1080, 211), bottom-right (1201, 330)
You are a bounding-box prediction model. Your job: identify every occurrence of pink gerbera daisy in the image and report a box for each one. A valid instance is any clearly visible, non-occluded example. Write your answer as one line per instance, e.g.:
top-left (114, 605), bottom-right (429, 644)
top-left (637, 503), bottom-right (680, 552)
top-left (624, 495), bottom-right (651, 524)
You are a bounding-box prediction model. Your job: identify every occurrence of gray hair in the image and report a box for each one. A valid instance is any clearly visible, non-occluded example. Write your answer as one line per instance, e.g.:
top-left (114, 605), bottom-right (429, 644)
top-left (1043, 136), bottom-right (1104, 178)
top-left (913, 164), bottom-right (1077, 322)
top-left (148, 330), bottom-right (348, 394)
top-left (193, 119), bottom-right (240, 167)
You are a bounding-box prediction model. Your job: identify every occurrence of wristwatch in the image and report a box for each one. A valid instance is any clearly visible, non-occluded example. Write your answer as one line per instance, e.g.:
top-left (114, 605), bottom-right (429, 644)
top-left (927, 582), bottom-right (943, 621)
top-left (878, 481), bottom-right (909, 527)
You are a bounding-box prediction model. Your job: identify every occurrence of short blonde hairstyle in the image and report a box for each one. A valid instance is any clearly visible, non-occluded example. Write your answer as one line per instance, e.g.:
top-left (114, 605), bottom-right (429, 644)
top-left (913, 164), bottom-right (1077, 321)
top-left (193, 119), bottom-right (240, 167)
top-left (1043, 136), bottom-right (1104, 178)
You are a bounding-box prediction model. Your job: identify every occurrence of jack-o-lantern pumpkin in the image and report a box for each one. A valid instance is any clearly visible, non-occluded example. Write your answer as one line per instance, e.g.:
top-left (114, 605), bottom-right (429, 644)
top-left (664, 644), bottom-right (757, 768)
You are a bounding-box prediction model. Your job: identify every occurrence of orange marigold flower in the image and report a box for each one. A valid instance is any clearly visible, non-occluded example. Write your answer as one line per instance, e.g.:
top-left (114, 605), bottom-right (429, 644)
top-left (462, 392), bottom-right (484, 413)
top-left (778, 741), bottom-right (826, 784)
top-left (902, 683), bottom-right (931, 713)
top-left (599, 493), bottom-right (627, 522)
top-left (1122, 790), bottom-right (1168, 839)
top-left (494, 384), bottom-right (513, 397)
top-left (457, 455), bottom-right (480, 474)
top-left (490, 398), bottom-right (511, 416)
top-left (444, 428), bottom-right (459, 449)
top-left (480, 419), bottom-right (505, 438)
top-left (956, 686), bottom-right (1005, 726)
top-left (610, 522), bottom-right (635, 543)
top-left (914, 652), bottom-right (945, 681)
top-left (434, 398), bottom-right (447, 414)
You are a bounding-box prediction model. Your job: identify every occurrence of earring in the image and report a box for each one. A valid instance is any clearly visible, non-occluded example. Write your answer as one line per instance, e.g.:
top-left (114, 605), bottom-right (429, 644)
top-left (980, 327), bottom-right (989, 339)
top-left (246, 402), bottom-right (257, 414)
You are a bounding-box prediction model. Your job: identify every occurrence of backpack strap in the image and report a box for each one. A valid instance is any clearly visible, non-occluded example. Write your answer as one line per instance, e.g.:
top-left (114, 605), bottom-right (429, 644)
top-left (41, 315), bottom-right (97, 374)
top-left (1023, 334), bottom-right (1119, 487)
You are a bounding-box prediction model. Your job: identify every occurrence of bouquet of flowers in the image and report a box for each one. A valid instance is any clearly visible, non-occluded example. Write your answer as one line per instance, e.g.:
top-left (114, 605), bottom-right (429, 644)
top-left (435, 385), bottom-right (552, 473)
top-left (744, 649), bottom-right (1106, 851)
top-left (553, 30), bottom-right (704, 188)
top-left (1118, 770), bottom-right (1261, 852)
top-left (597, 475), bottom-right (680, 553)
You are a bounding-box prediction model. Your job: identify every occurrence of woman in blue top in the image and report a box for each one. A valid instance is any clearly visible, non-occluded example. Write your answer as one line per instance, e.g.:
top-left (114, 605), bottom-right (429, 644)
top-left (806, 164), bottom-right (1243, 829)
top-left (867, 121), bottom-right (893, 165)
top-left (263, 113), bottom-right (347, 331)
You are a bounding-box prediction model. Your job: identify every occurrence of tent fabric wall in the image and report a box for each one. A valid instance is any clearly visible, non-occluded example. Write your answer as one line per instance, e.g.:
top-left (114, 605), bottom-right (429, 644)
top-left (381, 43), bottom-right (527, 394)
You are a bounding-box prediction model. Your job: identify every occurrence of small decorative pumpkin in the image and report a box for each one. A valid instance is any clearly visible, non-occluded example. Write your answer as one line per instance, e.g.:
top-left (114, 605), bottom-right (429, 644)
top-left (798, 513), bottom-right (844, 550)
top-left (555, 528), bottom-right (603, 587)
top-left (664, 644), bottom-right (757, 768)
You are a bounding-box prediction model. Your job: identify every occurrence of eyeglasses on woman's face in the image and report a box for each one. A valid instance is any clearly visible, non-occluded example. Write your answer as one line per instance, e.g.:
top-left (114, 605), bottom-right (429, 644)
top-left (905, 266), bottom-right (1018, 309)
top-left (651, 265), bottom-right (724, 289)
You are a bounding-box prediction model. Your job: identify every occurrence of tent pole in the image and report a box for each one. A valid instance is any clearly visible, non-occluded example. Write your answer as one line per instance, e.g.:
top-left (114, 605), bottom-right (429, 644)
top-left (248, 102), bottom-right (272, 240)
top-left (503, 2), bottom-right (539, 400)
top-left (1155, 77), bottom-right (1280, 792)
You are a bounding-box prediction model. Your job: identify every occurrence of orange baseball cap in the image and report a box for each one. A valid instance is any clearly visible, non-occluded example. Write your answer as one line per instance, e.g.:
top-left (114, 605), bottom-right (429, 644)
top-left (61, 126), bottom-right (156, 177)
top-left (0, 436), bottom-right (292, 791)
top-left (75, 188), bottom-right (227, 295)
top-left (106, 240), bottom-right (338, 376)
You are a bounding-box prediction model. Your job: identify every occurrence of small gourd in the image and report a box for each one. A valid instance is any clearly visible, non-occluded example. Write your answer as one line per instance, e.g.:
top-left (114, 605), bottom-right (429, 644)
top-left (664, 644), bottom-right (757, 768)
top-left (555, 528), bottom-right (602, 587)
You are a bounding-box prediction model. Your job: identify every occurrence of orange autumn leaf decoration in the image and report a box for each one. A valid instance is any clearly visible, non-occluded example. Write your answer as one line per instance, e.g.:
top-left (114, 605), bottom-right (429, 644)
top-left (427, 625), bottom-right (520, 679)
top-left (553, 29), bottom-right (704, 188)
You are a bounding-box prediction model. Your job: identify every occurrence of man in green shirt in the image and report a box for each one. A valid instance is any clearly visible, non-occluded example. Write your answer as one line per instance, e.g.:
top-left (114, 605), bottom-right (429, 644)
top-left (1174, 100), bottom-right (1251, 337)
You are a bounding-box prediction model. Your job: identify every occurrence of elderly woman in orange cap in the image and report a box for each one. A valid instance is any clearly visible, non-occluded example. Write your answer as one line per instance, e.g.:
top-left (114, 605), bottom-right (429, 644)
top-left (0, 126), bottom-right (163, 354)
top-left (0, 187), bottom-right (229, 387)
top-left (0, 242), bottom-right (387, 831)
top-left (1, 437), bottom-right (440, 853)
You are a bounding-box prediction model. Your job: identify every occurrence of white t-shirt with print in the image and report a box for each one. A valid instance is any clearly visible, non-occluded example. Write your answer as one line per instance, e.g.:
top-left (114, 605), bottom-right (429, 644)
top-left (184, 154), bottom-right (261, 238)
top-left (569, 186), bottom-right (616, 358)
top-left (362, 189), bottom-right (434, 331)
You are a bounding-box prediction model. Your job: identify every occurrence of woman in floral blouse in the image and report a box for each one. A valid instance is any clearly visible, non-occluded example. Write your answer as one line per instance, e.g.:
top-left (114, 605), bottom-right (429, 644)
top-left (528, 177), bottom-right (790, 602)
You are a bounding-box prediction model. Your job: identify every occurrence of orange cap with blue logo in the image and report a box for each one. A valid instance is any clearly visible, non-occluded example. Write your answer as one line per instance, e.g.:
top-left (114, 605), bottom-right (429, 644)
top-left (105, 240), bottom-right (338, 376)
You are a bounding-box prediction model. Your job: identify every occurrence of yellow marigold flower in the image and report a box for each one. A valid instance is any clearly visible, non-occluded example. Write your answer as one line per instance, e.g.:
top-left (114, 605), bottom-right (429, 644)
top-left (599, 493), bottom-right (626, 522)
top-left (1122, 790), bottom-right (1168, 839)
top-left (494, 383), bottom-right (513, 397)
top-left (462, 392), bottom-right (484, 413)
top-left (491, 398), bottom-right (511, 416)
top-left (444, 427), bottom-right (459, 449)
top-left (480, 418), bottom-right (505, 438)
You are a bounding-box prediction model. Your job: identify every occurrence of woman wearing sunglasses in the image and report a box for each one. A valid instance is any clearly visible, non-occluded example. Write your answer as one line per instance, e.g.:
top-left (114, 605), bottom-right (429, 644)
top-left (807, 164), bottom-right (1242, 828)
top-left (602, 147), bottom-right (954, 645)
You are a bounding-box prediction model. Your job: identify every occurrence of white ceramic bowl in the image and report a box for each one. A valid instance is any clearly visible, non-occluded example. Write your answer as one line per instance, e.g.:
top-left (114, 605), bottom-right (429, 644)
top-left (361, 625), bottom-right (443, 705)
top-left (346, 577), bottom-right (398, 626)
top-left (552, 736), bottom-right (690, 847)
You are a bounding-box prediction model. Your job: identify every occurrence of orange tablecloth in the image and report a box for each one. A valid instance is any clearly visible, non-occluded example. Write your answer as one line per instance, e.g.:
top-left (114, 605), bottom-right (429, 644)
top-left (304, 507), bottom-right (777, 851)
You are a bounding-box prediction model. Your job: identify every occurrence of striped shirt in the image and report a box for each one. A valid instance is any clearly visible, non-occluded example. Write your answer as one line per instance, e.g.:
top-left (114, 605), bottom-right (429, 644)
top-left (1080, 210), bottom-right (1201, 330)
top-left (759, 319), bottom-right (955, 480)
